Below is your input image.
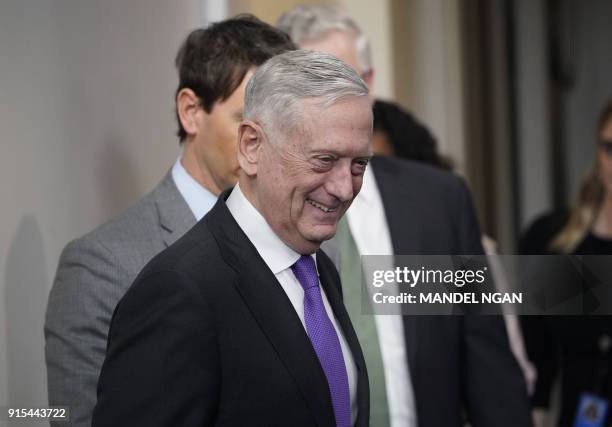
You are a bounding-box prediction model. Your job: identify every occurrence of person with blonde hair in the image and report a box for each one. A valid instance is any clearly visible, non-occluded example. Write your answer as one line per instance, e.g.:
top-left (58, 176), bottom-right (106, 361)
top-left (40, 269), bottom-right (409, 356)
top-left (552, 100), bottom-right (612, 253)
top-left (521, 98), bottom-right (612, 427)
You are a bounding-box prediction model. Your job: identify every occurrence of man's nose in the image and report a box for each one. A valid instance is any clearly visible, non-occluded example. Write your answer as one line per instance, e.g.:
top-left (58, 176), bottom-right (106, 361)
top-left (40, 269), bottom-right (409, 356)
top-left (326, 163), bottom-right (355, 202)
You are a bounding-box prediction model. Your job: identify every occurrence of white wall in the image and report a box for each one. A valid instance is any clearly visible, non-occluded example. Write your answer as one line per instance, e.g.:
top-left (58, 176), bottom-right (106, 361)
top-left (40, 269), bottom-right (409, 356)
top-left (0, 0), bottom-right (201, 412)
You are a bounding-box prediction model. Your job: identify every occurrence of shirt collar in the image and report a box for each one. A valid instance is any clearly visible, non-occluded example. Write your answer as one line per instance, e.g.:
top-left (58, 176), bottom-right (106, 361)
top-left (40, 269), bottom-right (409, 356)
top-left (226, 184), bottom-right (309, 274)
top-left (171, 155), bottom-right (217, 221)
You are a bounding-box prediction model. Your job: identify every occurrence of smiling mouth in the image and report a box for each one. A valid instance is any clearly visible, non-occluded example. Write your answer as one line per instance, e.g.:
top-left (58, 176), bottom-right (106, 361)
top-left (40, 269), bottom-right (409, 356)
top-left (306, 198), bottom-right (338, 213)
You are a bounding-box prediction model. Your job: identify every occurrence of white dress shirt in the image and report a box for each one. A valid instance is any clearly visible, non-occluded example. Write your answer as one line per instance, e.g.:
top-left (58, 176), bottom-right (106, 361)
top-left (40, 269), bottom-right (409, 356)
top-left (226, 184), bottom-right (359, 425)
top-left (171, 156), bottom-right (217, 221)
top-left (346, 166), bottom-right (417, 427)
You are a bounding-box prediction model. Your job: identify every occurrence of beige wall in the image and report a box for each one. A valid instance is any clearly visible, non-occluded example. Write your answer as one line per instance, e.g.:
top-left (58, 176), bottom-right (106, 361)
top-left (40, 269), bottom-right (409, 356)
top-left (229, 0), bottom-right (319, 23)
top-left (0, 0), bottom-right (201, 410)
top-left (392, 0), bottom-right (467, 174)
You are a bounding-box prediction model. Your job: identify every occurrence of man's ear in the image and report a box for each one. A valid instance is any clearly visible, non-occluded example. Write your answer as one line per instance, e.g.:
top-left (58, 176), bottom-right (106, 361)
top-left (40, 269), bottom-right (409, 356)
top-left (176, 88), bottom-right (202, 137)
top-left (237, 120), bottom-right (263, 176)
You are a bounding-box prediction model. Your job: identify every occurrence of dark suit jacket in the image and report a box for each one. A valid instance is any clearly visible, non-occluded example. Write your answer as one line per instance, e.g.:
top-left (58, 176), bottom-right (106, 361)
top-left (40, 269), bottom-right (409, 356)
top-left (370, 156), bottom-right (532, 427)
top-left (92, 193), bottom-right (370, 427)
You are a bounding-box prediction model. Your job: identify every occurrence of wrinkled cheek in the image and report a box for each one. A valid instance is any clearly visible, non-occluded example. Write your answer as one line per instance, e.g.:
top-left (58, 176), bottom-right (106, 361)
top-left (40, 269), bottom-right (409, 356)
top-left (290, 193), bottom-right (305, 229)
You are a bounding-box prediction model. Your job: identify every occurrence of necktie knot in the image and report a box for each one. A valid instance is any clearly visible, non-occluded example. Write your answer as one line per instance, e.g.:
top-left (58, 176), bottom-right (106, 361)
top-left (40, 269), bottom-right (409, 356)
top-left (291, 255), bottom-right (319, 291)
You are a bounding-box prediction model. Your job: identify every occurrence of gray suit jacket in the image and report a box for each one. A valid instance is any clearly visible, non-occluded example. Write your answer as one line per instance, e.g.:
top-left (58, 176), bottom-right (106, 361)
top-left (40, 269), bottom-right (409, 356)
top-left (45, 172), bottom-right (196, 427)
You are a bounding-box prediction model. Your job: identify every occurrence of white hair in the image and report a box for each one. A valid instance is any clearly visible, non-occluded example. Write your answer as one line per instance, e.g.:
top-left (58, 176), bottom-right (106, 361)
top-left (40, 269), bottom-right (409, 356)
top-left (276, 4), bottom-right (372, 74)
top-left (244, 49), bottom-right (369, 138)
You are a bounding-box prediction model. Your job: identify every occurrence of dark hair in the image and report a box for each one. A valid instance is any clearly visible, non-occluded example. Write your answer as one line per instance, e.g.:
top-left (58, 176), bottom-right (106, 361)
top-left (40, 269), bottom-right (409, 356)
top-left (174, 14), bottom-right (296, 141)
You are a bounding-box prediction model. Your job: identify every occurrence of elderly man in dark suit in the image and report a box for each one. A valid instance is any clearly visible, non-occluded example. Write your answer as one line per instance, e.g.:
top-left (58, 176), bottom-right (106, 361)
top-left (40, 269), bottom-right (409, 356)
top-left (278, 5), bottom-right (532, 427)
top-left (44, 16), bottom-right (296, 427)
top-left (93, 50), bottom-right (373, 426)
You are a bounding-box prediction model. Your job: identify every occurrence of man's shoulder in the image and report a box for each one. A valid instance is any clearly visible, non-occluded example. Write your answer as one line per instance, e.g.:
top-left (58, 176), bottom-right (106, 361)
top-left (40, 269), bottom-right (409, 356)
top-left (59, 177), bottom-right (175, 277)
top-left (144, 219), bottom-right (217, 272)
top-left (93, 189), bottom-right (159, 241)
top-left (70, 187), bottom-right (158, 249)
top-left (125, 217), bottom-right (231, 304)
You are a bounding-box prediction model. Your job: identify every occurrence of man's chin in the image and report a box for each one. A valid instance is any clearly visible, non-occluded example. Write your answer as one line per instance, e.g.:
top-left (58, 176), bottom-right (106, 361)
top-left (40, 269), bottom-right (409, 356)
top-left (305, 224), bottom-right (338, 243)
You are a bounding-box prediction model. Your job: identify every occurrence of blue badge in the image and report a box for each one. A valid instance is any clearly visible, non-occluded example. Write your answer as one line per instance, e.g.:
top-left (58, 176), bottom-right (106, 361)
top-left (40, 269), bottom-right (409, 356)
top-left (574, 393), bottom-right (609, 427)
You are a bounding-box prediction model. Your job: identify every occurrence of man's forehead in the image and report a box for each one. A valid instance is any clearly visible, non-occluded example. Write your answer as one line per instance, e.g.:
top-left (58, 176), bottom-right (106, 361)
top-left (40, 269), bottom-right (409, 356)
top-left (299, 30), bottom-right (360, 73)
top-left (289, 99), bottom-right (372, 151)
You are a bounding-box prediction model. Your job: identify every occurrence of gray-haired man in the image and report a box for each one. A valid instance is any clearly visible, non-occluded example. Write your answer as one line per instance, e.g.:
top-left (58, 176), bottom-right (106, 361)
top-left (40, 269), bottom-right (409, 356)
top-left (92, 50), bottom-right (372, 427)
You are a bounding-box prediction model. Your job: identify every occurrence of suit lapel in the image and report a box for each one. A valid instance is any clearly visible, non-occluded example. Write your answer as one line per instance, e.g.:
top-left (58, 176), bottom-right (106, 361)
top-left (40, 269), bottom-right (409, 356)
top-left (154, 172), bottom-right (197, 247)
top-left (317, 252), bottom-right (370, 427)
top-left (207, 195), bottom-right (337, 427)
top-left (371, 157), bottom-right (420, 379)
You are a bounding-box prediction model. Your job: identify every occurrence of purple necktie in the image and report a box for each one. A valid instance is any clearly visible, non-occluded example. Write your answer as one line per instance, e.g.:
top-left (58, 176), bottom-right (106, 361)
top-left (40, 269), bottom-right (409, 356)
top-left (291, 255), bottom-right (351, 427)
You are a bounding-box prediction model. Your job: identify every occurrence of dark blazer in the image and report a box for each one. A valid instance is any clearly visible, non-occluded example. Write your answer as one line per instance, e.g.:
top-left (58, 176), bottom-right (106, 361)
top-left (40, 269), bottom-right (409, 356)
top-left (92, 193), bottom-right (369, 427)
top-left (370, 156), bottom-right (532, 427)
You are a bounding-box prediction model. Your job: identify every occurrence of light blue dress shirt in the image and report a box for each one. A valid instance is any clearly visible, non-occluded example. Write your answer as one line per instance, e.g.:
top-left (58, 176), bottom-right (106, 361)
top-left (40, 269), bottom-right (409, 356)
top-left (171, 156), bottom-right (217, 220)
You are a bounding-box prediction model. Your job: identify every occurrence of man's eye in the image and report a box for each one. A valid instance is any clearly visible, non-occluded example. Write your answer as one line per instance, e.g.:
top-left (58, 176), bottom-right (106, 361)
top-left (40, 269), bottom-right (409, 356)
top-left (313, 156), bottom-right (336, 169)
top-left (354, 159), bottom-right (369, 169)
top-left (351, 159), bottom-right (369, 175)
